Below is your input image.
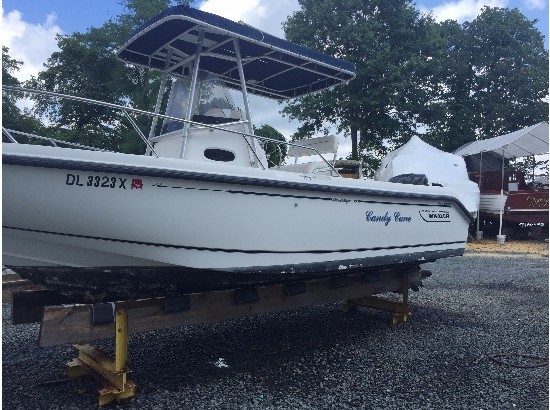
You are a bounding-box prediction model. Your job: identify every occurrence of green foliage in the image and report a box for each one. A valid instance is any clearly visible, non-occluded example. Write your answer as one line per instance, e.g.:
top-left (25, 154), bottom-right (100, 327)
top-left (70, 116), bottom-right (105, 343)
top-left (26, 0), bottom-right (190, 153)
top-left (283, 2), bottom-right (548, 172)
top-left (2, 46), bottom-right (23, 123)
top-left (253, 124), bottom-right (288, 167)
top-left (416, 19), bottom-right (480, 152)
top-left (283, 0), bottom-right (441, 169)
top-left (421, 7), bottom-right (549, 152)
top-left (2, 46), bottom-right (21, 87)
top-left (466, 7), bottom-right (548, 138)
top-left (4, 2), bottom-right (547, 166)
top-left (2, 47), bottom-right (45, 139)
top-left (508, 156), bottom-right (549, 182)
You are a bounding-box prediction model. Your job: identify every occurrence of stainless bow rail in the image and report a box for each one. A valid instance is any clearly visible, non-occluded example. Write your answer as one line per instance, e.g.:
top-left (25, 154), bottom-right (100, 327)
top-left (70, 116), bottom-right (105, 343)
top-left (2, 85), bottom-right (340, 176)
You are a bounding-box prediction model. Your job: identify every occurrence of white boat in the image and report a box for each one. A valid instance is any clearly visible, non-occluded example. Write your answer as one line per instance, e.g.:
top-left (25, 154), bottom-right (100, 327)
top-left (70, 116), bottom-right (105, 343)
top-left (453, 123), bottom-right (549, 237)
top-left (2, 6), bottom-right (477, 302)
top-left (479, 193), bottom-right (508, 216)
top-left (374, 136), bottom-right (480, 217)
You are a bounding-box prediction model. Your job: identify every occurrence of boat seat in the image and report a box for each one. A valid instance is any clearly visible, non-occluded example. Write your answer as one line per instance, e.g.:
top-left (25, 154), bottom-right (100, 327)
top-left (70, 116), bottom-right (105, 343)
top-left (277, 135), bottom-right (338, 175)
top-left (204, 107), bottom-right (226, 118)
top-left (277, 162), bottom-right (334, 175)
top-left (286, 135), bottom-right (338, 160)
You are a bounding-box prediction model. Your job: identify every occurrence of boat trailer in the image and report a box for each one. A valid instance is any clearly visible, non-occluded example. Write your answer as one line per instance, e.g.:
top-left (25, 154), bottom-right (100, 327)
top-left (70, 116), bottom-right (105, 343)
top-left (10, 267), bottom-right (430, 406)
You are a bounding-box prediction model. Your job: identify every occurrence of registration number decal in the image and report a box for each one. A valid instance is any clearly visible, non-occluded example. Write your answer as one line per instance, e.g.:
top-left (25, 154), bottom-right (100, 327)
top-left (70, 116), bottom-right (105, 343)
top-left (65, 173), bottom-right (143, 190)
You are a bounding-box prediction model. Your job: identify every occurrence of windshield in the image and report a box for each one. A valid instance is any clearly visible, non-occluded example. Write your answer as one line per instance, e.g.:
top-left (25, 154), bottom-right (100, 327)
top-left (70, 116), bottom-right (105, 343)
top-left (162, 71), bottom-right (243, 134)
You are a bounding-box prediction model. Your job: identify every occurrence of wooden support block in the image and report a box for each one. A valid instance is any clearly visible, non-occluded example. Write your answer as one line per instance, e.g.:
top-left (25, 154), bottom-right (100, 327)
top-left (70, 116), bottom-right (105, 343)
top-left (39, 270), bottom-right (422, 347)
top-left (66, 307), bottom-right (134, 406)
top-left (346, 296), bottom-right (409, 315)
top-left (3, 269), bottom-right (46, 304)
top-left (40, 304), bottom-right (115, 346)
top-left (391, 313), bottom-right (410, 325)
top-left (68, 344), bottom-right (136, 406)
top-left (2, 271), bottom-right (22, 282)
top-left (98, 381), bottom-right (136, 407)
top-left (67, 358), bottom-right (89, 378)
top-left (344, 273), bottom-right (411, 324)
top-left (74, 343), bottom-right (127, 390)
top-left (12, 290), bottom-right (73, 324)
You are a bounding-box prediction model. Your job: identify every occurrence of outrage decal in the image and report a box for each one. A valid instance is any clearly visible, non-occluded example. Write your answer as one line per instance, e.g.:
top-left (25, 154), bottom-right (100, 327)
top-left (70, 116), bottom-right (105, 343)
top-left (365, 211), bottom-right (412, 226)
top-left (419, 209), bottom-right (451, 222)
top-left (332, 198), bottom-right (351, 204)
top-left (65, 173), bottom-right (142, 190)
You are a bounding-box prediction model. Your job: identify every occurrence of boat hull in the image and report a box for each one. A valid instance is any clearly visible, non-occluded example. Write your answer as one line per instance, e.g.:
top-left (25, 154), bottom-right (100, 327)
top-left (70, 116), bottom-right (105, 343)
top-left (479, 192), bottom-right (549, 224)
top-left (3, 145), bottom-right (471, 302)
top-left (10, 249), bottom-right (457, 302)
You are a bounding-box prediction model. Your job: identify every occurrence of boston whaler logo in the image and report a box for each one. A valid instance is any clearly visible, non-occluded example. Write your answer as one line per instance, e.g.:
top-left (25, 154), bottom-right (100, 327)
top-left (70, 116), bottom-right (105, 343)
top-left (419, 209), bottom-right (451, 222)
top-left (365, 211), bottom-right (412, 226)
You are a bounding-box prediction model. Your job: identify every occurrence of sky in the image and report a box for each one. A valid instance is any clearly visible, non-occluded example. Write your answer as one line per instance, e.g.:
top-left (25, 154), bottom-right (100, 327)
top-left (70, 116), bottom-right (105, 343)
top-left (2, 0), bottom-right (549, 158)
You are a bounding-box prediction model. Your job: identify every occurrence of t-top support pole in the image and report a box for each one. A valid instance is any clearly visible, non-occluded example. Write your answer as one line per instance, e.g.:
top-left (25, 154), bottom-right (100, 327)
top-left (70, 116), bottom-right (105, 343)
top-left (180, 30), bottom-right (205, 159)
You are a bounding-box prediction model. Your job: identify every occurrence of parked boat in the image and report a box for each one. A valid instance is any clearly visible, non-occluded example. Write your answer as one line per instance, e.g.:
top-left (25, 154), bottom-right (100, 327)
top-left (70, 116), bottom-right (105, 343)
top-left (454, 122), bottom-right (549, 238)
top-left (2, 6), bottom-right (477, 302)
top-left (467, 170), bottom-right (548, 237)
top-left (374, 136), bottom-right (480, 216)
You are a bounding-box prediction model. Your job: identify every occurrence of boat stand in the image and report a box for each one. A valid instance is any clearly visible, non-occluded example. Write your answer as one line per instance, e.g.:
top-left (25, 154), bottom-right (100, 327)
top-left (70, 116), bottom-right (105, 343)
top-left (341, 272), bottom-right (410, 324)
top-left (66, 306), bottom-right (136, 406)
top-left (11, 267), bottom-right (430, 406)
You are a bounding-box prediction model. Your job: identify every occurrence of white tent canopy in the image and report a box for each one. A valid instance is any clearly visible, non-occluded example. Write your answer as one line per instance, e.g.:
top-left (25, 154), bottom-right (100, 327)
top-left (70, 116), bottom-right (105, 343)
top-left (453, 122), bottom-right (549, 159)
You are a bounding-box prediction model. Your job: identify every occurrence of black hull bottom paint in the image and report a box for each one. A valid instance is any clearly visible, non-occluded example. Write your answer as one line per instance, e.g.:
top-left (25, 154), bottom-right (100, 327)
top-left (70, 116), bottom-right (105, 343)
top-left (9, 248), bottom-right (462, 302)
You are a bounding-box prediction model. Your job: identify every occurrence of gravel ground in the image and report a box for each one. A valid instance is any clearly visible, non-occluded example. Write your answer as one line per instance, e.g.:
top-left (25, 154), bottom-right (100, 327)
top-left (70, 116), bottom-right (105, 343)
top-left (3, 248), bottom-right (548, 409)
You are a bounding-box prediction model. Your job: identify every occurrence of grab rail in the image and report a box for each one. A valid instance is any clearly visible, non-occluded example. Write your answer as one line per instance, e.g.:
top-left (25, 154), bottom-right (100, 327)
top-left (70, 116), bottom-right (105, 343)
top-left (2, 85), bottom-right (340, 176)
top-left (2, 128), bottom-right (106, 151)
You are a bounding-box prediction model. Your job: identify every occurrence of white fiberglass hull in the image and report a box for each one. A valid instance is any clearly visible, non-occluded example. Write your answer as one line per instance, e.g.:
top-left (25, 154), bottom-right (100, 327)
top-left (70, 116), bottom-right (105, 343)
top-left (3, 144), bottom-right (472, 300)
top-left (479, 193), bottom-right (507, 215)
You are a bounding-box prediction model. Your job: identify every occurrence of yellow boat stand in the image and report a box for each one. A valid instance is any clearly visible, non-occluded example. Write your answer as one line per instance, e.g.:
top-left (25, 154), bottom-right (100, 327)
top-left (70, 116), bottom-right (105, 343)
top-left (341, 272), bottom-right (410, 324)
top-left (67, 306), bottom-right (136, 406)
top-left (18, 268), bottom-right (429, 405)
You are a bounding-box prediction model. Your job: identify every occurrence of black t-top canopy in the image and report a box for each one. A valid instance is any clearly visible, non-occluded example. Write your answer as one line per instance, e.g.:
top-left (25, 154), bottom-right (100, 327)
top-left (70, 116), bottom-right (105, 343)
top-left (117, 6), bottom-right (356, 100)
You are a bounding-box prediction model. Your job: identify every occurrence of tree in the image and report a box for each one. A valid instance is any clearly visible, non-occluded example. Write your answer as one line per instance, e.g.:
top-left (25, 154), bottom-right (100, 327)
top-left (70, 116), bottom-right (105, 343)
top-left (28, 0), bottom-right (190, 153)
top-left (509, 156), bottom-right (548, 182)
top-left (414, 20), bottom-right (481, 152)
top-left (2, 46), bottom-right (23, 129)
top-left (283, 2), bottom-right (548, 167)
top-left (421, 7), bottom-right (548, 152)
top-left (466, 7), bottom-right (548, 140)
top-left (283, 0), bottom-right (442, 172)
top-left (2, 47), bottom-right (45, 138)
top-left (253, 124), bottom-right (288, 167)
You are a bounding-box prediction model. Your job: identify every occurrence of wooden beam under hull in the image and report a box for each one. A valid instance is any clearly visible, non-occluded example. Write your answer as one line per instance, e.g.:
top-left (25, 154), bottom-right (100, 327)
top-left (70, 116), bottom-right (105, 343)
top-left (35, 267), bottom-right (428, 347)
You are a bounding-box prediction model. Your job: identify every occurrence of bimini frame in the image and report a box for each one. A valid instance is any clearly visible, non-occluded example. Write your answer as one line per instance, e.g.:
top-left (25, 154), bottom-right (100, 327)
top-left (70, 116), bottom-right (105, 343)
top-left (115, 5), bottom-right (356, 165)
top-left (2, 85), bottom-right (340, 174)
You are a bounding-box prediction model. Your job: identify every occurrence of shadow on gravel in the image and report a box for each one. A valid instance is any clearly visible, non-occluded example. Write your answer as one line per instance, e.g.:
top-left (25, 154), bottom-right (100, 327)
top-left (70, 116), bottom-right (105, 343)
top-left (124, 301), bottom-right (477, 393)
top-left (476, 280), bottom-right (541, 293)
top-left (3, 250), bottom-right (548, 410)
top-left (129, 305), bottom-right (387, 387)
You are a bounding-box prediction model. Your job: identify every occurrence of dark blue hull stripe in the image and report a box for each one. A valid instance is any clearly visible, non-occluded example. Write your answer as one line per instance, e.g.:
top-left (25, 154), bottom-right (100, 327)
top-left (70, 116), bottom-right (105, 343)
top-left (4, 226), bottom-right (464, 255)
